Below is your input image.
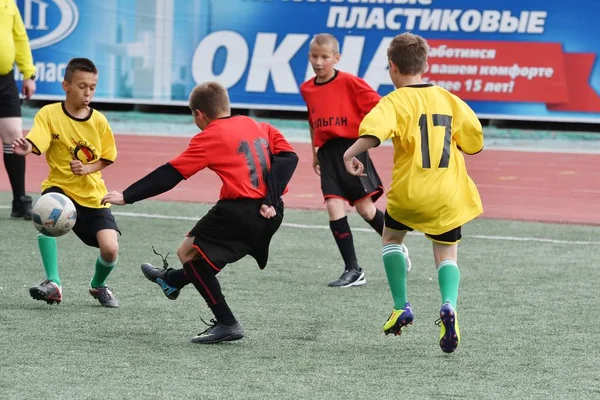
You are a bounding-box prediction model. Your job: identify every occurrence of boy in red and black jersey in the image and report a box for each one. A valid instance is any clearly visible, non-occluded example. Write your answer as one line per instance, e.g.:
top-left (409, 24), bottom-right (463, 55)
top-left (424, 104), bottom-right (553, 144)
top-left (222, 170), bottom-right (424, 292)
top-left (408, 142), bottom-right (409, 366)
top-left (300, 33), bottom-right (411, 288)
top-left (102, 82), bottom-right (298, 344)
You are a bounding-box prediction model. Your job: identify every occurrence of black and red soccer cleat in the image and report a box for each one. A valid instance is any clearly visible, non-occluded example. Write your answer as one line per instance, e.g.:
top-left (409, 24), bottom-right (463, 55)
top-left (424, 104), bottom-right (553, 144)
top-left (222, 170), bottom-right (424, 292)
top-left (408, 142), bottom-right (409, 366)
top-left (29, 280), bottom-right (62, 304)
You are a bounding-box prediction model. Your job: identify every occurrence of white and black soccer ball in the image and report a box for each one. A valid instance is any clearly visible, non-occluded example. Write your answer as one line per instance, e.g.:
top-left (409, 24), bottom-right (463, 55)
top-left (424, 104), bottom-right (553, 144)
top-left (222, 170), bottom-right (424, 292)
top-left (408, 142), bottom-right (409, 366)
top-left (32, 193), bottom-right (77, 237)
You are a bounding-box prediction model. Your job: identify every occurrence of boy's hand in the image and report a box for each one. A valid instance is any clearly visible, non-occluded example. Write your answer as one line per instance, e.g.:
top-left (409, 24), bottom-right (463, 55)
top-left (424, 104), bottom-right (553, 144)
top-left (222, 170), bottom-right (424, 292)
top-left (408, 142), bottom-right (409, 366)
top-left (101, 191), bottom-right (125, 206)
top-left (259, 204), bottom-right (276, 219)
top-left (22, 79), bottom-right (36, 100)
top-left (344, 157), bottom-right (366, 177)
top-left (11, 137), bottom-right (32, 156)
top-left (70, 160), bottom-right (89, 175)
top-left (312, 157), bottom-right (321, 176)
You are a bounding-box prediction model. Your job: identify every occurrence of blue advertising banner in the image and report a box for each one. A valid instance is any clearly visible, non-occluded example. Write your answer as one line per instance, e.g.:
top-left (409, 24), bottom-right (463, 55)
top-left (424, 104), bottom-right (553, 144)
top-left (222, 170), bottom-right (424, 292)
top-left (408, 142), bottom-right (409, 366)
top-left (15, 0), bottom-right (600, 122)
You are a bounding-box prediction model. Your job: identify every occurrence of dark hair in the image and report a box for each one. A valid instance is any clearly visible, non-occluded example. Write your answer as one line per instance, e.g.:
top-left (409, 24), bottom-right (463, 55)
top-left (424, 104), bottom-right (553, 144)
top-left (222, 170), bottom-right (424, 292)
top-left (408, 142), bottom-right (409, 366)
top-left (387, 33), bottom-right (429, 75)
top-left (188, 82), bottom-right (230, 119)
top-left (64, 58), bottom-right (98, 82)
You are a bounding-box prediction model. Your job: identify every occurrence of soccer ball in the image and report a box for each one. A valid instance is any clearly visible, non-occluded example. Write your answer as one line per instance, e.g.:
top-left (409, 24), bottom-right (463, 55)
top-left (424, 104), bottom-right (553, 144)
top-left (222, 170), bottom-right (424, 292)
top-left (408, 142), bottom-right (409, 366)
top-left (32, 193), bottom-right (77, 237)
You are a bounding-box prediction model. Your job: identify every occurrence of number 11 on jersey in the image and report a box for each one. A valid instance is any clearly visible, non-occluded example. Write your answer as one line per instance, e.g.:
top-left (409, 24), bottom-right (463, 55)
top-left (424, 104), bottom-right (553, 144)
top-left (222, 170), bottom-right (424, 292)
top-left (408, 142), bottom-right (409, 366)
top-left (237, 138), bottom-right (271, 188)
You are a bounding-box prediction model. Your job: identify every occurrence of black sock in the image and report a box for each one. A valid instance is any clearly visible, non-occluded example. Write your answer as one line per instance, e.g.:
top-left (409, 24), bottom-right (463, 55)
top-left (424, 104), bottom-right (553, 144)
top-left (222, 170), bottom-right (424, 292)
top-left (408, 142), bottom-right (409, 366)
top-left (366, 209), bottom-right (384, 236)
top-left (330, 217), bottom-right (359, 271)
top-left (3, 145), bottom-right (26, 203)
top-left (165, 268), bottom-right (190, 289)
top-left (182, 258), bottom-right (237, 325)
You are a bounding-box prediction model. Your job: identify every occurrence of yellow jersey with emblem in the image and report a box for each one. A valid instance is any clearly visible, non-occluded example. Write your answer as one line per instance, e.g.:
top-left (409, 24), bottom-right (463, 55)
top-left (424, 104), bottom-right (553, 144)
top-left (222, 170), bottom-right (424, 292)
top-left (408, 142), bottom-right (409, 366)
top-left (26, 102), bottom-right (117, 208)
top-left (0, 0), bottom-right (36, 77)
top-left (359, 84), bottom-right (483, 235)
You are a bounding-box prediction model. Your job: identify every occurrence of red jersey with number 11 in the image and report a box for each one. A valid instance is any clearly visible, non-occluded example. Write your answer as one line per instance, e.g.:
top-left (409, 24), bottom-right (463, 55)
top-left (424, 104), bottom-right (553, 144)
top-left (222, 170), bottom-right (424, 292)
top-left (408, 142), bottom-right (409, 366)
top-left (300, 70), bottom-right (381, 147)
top-left (169, 116), bottom-right (294, 200)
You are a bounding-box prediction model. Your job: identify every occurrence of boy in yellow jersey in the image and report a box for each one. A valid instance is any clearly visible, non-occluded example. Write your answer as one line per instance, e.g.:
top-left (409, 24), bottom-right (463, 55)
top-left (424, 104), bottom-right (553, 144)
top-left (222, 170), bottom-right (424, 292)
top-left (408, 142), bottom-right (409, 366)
top-left (12, 58), bottom-right (120, 308)
top-left (343, 33), bottom-right (483, 354)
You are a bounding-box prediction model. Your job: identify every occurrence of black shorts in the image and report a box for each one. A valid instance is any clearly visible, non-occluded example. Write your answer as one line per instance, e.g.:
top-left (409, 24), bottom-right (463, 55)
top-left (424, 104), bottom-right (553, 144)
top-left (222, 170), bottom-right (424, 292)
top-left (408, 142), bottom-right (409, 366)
top-left (385, 211), bottom-right (462, 244)
top-left (189, 198), bottom-right (284, 272)
top-left (42, 187), bottom-right (120, 248)
top-left (317, 138), bottom-right (383, 206)
top-left (0, 71), bottom-right (21, 118)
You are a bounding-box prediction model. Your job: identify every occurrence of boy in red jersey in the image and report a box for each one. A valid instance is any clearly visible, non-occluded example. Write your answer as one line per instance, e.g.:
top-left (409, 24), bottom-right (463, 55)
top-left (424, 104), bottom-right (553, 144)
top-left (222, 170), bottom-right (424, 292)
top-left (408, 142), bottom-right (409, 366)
top-left (300, 33), bottom-right (410, 288)
top-left (102, 82), bottom-right (298, 344)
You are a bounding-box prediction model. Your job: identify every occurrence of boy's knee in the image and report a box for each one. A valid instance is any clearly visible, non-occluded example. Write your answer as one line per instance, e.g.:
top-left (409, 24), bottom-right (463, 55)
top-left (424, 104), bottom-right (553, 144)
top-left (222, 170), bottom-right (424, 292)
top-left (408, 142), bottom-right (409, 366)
top-left (177, 240), bottom-right (197, 264)
top-left (100, 241), bottom-right (119, 262)
top-left (355, 200), bottom-right (376, 220)
top-left (382, 227), bottom-right (406, 245)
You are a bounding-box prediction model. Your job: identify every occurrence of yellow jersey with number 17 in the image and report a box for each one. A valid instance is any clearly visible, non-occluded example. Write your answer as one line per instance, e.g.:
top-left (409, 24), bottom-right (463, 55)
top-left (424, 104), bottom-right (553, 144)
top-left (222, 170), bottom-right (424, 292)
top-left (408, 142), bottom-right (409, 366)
top-left (358, 84), bottom-right (483, 235)
top-left (26, 102), bottom-right (117, 208)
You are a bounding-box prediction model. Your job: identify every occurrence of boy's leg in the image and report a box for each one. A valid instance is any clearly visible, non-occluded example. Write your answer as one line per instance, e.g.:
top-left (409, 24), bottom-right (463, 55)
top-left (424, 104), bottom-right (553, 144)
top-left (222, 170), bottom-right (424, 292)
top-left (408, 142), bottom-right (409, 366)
top-left (28, 187), bottom-right (66, 304)
top-left (29, 233), bottom-right (63, 304)
top-left (326, 197), bottom-right (365, 287)
top-left (381, 226), bottom-right (413, 336)
top-left (354, 197), bottom-right (384, 236)
top-left (68, 205), bottom-right (121, 308)
top-left (0, 116), bottom-right (31, 220)
top-left (177, 237), bottom-right (244, 344)
top-left (89, 228), bottom-right (120, 308)
top-left (428, 228), bottom-right (461, 353)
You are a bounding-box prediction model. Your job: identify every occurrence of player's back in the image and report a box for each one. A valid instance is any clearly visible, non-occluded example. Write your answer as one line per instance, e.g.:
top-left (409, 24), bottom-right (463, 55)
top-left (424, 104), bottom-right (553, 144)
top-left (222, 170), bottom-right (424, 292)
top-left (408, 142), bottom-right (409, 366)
top-left (363, 84), bottom-right (483, 234)
top-left (197, 116), bottom-right (293, 200)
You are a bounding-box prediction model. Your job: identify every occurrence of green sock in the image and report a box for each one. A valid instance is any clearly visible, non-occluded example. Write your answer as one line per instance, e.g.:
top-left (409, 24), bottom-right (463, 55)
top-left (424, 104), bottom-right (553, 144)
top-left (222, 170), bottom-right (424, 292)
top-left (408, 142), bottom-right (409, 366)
top-left (438, 260), bottom-right (460, 308)
top-left (37, 234), bottom-right (60, 286)
top-left (90, 256), bottom-right (117, 288)
top-left (382, 244), bottom-right (408, 309)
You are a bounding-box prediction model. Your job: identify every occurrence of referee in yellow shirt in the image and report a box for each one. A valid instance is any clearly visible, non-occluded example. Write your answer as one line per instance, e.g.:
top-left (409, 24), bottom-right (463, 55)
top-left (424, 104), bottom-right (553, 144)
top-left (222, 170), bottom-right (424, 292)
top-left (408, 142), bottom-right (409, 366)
top-left (1, 0), bottom-right (36, 219)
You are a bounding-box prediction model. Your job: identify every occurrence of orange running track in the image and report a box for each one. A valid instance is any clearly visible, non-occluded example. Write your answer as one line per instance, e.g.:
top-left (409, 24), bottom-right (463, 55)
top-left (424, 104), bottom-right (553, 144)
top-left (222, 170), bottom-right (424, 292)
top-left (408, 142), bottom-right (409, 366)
top-left (2, 134), bottom-right (599, 225)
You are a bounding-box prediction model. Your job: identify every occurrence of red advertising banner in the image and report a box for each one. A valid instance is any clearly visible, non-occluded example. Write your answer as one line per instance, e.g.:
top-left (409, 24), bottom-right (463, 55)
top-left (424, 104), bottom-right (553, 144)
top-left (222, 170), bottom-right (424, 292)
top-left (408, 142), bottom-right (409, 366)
top-left (423, 40), bottom-right (600, 112)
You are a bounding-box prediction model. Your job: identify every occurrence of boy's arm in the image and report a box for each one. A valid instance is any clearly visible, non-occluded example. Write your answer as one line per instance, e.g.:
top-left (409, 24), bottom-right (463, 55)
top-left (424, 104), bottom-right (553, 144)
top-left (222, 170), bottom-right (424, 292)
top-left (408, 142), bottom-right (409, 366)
top-left (454, 101), bottom-right (484, 155)
top-left (72, 117), bottom-right (118, 175)
top-left (12, 2), bottom-right (36, 80)
top-left (18, 109), bottom-right (52, 156)
top-left (343, 98), bottom-right (398, 175)
top-left (119, 163), bottom-right (184, 204)
top-left (262, 124), bottom-right (299, 207)
top-left (99, 118), bottom-right (117, 164)
top-left (70, 159), bottom-right (111, 176)
top-left (309, 125), bottom-right (318, 158)
top-left (103, 136), bottom-right (207, 205)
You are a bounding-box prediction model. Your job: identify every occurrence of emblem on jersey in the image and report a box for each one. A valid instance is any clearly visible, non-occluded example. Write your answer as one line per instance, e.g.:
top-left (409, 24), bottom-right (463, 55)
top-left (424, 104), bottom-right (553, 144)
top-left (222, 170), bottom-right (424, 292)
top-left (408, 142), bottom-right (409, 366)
top-left (69, 140), bottom-right (98, 164)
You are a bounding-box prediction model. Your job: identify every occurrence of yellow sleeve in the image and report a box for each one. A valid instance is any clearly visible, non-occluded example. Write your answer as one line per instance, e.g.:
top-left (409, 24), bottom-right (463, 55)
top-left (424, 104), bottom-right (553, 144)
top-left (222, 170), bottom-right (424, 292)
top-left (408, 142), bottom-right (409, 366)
top-left (358, 97), bottom-right (398, 145)
top-left (11, 2), bottom-right (36, 79)
top-left (454, 99), bottom-right (484, 155)
top-left (26, 108), bottom-right (52, 155)
top-left (100, 117), bottom-right (117, 163)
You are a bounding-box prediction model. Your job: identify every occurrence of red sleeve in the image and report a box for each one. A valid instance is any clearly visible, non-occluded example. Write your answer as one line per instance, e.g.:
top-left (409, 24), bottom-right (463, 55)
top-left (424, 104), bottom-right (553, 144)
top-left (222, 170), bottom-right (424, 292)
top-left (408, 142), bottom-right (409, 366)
top-left (348, 75), bottom-right (381, 118)
top-left (264, 123), bottom-right (294, 154)
top-left (300, 84), bottom-right (314, 128)
top-left (168, 135), bottom-right (209, 179)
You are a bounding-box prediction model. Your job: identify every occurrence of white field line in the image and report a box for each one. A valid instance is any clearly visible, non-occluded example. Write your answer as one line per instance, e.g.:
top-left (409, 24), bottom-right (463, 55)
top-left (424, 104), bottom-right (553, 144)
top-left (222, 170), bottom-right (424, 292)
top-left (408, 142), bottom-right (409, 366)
top-left (5, 205), bottom-right (596, 246)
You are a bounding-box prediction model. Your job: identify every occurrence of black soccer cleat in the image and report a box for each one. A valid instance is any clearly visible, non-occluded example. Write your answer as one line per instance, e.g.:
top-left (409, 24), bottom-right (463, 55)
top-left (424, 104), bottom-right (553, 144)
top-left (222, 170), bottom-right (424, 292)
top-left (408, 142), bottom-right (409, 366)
top-left (328, 268), bottom-right (366, 287)
top-left (29, 279), bottom-right (62, 304)
top-left (141, 263), bottom-right (180, 300)
top-left (11, 195), bottom-right (33, 220)
top-left (89, 286), bottom-right (120, 308)
top-left (191, 319), bottom-right (245, 344)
